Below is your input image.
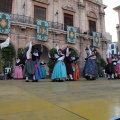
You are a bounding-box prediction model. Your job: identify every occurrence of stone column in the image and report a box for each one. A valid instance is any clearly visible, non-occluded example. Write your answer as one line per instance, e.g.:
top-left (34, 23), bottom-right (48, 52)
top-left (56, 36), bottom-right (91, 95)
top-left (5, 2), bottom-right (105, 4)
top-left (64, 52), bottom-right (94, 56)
top-left (99, 6), bottom-right (106, 38)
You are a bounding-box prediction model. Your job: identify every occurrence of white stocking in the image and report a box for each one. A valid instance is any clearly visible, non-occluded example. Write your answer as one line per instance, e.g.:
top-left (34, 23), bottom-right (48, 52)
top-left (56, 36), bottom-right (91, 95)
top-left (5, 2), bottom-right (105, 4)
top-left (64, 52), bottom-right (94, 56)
top-left (112, 74), bottom-right (114, 79)
top-left (69, 74), bottom-right (73, 80)
top-left (26, 77), bottom-right (28, 80)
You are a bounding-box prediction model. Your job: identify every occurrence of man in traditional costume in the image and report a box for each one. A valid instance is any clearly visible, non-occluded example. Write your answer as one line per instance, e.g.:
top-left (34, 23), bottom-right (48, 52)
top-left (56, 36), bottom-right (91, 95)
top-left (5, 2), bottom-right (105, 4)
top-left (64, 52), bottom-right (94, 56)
top-left (105, 45), bottom-right (115, 79)
top-left (65, 47), bottom-right (74, 81)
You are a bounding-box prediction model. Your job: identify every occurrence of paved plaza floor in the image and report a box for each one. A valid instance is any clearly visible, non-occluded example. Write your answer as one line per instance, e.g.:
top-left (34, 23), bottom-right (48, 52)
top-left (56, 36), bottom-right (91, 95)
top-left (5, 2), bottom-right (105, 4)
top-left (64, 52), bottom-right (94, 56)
top-left (0, 78), bottom-right (120, 120)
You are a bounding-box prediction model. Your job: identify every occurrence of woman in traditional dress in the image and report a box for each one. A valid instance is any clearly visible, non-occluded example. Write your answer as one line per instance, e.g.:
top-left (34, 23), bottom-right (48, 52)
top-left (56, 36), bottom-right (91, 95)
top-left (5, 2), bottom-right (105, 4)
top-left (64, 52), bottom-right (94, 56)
top-left (23, 41), bottom-right (35, 82)
top-left (115, 56), bottom-right (120, 79)
top-left (40, 60), bottom-right (47, 79)
top-left (51, 48), bottom-right (67, 82)
top-left (13, 58), bottom-right (23, 79)
top-left (83, 45), bottom-right (98, 80)
top-left (32, 46), bottom-right (43, 82)
top-left (71, 55), bottom-right (80, 81)
top-left (112, 55), bottom-right (118, 78)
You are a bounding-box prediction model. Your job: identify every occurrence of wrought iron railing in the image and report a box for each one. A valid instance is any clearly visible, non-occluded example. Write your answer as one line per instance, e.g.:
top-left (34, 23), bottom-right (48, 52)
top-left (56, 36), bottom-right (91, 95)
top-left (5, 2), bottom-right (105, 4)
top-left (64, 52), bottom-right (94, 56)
top-left (11, 14), bottom-right (105, 37)
top-left (11, 14), bottom-right (80, 33)
top-left (83, 30), bottom-right (103, 38)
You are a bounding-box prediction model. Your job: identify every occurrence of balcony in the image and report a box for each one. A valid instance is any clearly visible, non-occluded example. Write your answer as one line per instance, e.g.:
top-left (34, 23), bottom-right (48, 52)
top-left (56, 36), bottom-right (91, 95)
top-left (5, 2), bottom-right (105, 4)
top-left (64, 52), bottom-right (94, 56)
top-left (83, 30), bottom-right (103, 38)
top-left (10, 14), bottom-right (105, 39)
top-left (11, 14), bottom-right (80, 34)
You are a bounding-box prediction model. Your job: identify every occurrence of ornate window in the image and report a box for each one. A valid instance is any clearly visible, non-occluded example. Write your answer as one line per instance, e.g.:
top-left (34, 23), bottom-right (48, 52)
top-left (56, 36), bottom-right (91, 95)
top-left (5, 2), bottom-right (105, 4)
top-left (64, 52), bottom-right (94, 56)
top-left (0, 0), bottom-right (12, 14)
top-left (64, 13), bottom-right (73, 30)
top-left (34, 5), bottom-right (46, 21)
top-left (89, 20), bottom-right (96, 35)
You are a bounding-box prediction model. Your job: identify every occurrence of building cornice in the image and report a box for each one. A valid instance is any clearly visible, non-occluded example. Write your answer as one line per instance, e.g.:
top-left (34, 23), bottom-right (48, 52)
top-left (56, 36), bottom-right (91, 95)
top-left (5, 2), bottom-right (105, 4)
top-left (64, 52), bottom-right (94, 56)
top-left (62, 4), bottom-right (76, 12)
top-left (113, 5), bottom-right (120, 11)
top-left (32, 0), bottom-right (49, 5)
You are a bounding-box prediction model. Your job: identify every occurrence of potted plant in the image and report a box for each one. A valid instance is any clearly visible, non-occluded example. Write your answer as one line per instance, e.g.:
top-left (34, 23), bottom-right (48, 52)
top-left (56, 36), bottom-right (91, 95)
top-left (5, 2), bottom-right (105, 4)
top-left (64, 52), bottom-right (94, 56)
top-left (47, 48), bottom-right (57, 77)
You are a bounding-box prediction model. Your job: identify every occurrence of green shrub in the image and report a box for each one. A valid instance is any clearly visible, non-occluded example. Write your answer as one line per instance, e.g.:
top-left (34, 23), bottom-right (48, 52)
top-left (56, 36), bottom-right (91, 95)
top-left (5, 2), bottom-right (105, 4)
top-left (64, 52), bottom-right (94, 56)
top-left (47, 48), bottom-right (57, 73)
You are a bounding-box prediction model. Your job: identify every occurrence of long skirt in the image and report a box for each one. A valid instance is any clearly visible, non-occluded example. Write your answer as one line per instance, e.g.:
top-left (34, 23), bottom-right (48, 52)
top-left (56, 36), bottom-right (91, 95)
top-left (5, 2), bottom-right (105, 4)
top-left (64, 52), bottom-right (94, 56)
top-left (33, 61), bottom-right (43, 80)
top-left (83, 59), bottom-right (98, 78)
top-left (105, 63), bottom-right (115, 75)
top-left (72, 63), bottom-right (80, 80)
top-left (51, 61), bottom-right (67, 80)
top-left (23, 60), bottom-right (35, 77)
top-left (13, 66), bottom-right (23, 79)
top-left (115, 63), bottom-right (120, 75)
top-left (41, 66), bottom-right (47, 78)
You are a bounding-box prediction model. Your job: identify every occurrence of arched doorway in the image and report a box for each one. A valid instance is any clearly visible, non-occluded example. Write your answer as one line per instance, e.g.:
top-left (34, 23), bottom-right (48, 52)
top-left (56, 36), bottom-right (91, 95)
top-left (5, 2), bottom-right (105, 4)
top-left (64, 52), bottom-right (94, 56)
top-left (32, 44), bottom-right (49, 75)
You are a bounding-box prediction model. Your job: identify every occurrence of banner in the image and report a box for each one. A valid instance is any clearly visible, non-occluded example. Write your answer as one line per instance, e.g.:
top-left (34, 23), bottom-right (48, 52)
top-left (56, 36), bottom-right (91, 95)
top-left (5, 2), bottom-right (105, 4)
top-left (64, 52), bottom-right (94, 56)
top-left (67, 26), bottom-right (76, 44)
top-left (93, 32), bottom-right (100, 47)
top-left (0, 12), bottom-right (11, 34)
top-left (37, 20), bottom-right (49, 41)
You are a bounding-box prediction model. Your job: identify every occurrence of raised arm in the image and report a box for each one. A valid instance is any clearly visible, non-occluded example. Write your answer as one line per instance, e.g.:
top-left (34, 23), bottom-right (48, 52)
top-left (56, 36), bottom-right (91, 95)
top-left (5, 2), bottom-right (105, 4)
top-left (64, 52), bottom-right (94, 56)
top-left (0, 37), bottom-right (10, 49)
top-left (26, 41), bottom-right (32, 59)
top-left (66, 47), bottom-right (69, 57)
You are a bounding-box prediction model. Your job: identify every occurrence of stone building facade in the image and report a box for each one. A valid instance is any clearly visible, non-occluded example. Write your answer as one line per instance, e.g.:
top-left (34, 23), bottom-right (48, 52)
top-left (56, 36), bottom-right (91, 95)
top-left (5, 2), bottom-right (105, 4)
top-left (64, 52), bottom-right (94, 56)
top-left (114, 5), bottom-right (120, 52)
top-left (0, 0), bottom-right (108, 72)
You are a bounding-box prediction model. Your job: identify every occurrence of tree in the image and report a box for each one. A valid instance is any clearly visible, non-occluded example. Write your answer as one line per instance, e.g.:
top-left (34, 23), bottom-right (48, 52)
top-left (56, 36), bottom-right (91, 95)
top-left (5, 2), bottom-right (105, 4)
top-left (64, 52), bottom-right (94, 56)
top-left (1, 43), bottom-right (16, 70)
top-left (17, 48), bottom-right (27, 65)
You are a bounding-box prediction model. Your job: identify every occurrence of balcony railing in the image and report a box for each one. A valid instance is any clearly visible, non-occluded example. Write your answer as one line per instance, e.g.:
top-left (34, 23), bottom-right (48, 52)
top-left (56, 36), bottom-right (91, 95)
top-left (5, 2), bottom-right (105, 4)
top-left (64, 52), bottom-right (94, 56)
top-left (11, 14), bottom-right (104, 38)
top-left (11, 14), bottom-right (80, 33)
top-left (83, 30), bottom-right (103, 38)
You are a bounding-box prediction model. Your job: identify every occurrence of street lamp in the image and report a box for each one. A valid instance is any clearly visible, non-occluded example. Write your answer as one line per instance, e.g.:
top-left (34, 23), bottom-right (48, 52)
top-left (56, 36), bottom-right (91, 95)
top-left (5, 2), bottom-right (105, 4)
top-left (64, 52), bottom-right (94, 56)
top-left (55, 10), bottom-right (58, 24)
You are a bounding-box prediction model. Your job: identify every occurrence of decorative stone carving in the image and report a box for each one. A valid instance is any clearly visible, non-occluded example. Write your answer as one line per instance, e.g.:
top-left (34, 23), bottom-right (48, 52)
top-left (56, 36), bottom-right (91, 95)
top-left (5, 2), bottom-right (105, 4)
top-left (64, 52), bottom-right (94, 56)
top-left (86, 1), bottom-right (99, 11)
top-left (32, 0), bottom-right (49, 4)
top-left (88, 11), bottom-right (97, 19)
top-left (62, 4), bottom-right (76, 12)
top-left (78, 2), bottom-right (85, 8)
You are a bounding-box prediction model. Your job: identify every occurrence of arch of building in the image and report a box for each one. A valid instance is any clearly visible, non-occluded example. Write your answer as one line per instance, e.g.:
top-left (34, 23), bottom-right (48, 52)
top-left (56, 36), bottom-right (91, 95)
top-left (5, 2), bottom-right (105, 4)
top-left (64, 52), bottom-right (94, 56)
top-left (32, 43), bottom-right (50, 75)
top-left (32, 42), bottom-right (51, 51)
top-left (62, 45), bottom-right (80, 55)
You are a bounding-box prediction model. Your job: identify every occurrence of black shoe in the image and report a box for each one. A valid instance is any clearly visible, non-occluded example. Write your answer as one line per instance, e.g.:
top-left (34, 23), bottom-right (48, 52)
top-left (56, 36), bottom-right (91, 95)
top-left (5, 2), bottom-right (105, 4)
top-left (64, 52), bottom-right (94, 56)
top-left (26, 80), bottom-right (29, 82)
top-left (32, 80), bottom-right (35, 82)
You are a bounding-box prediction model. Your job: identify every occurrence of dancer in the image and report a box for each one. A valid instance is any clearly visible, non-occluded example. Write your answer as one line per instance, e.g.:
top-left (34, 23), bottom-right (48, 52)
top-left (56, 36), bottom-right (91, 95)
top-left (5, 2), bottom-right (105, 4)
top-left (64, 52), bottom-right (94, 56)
top-left (71, 53), bottom-right (81, 81)
top-left (112, 55), bottom-right (118, 78)
top-left (51, 46), bottom-right (67, 82)
top-left (105, 56), bottom-right (115, 79)
top-left (32, 46), bottom-right (43, 82)
top-left (65, 47), bottom-right (74, 81)
top-left (83, 45), bottom-right (98, 80)
top-left (115, 56), bottom-right (120, 79)
top-left (13, 57), bottom-right (23, 79)
top-left (40, 60), bottom-right (47, 79)
top-left (23, 41), bottom-right (35, 82)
